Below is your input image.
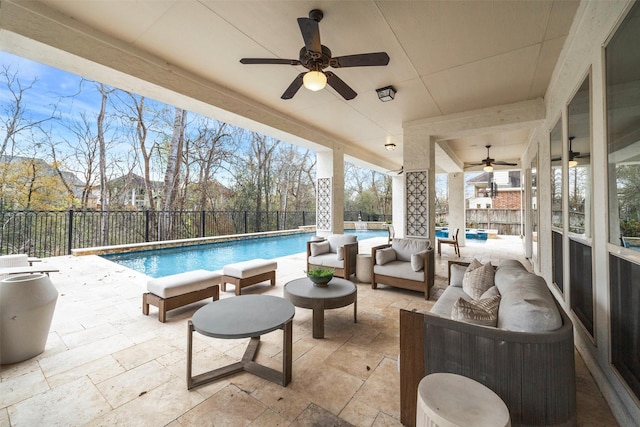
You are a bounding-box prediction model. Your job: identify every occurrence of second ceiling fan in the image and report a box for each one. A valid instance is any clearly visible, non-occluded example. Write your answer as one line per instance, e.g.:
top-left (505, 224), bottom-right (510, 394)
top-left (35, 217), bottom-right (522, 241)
top-left (465, 145), bottom-right (518, 172)
top-left (240, 9), bottom-right (390, 100)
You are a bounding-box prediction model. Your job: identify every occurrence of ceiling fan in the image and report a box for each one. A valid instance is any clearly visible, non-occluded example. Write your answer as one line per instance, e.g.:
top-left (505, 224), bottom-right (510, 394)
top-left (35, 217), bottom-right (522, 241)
top-left (465, 145), bottom-right (518, 172)
top-left (240, 9), bottom-right (390, 100)
top-left (552, 136), bottom-right (590, 167)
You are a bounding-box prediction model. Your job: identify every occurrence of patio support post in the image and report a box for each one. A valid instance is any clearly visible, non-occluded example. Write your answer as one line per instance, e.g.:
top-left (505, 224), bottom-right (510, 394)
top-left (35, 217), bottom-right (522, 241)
top-left (448, 172), bottom-right (466, 247)
top-left (402, 128), bottom-right (436, 243)
top-left (316, 146), bottom-right (345, 236)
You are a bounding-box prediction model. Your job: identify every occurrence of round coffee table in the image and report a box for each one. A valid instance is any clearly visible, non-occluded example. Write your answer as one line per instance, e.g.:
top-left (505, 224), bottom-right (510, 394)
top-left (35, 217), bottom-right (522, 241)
top-left (187, 295), bottom-right (295, 389)
top-left (283, 277), bottom-right (357, 339)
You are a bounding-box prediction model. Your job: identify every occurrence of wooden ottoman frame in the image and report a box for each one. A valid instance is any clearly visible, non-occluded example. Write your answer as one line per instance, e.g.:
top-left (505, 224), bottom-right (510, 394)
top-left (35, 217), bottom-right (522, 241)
top-left (143, 285), bottom-right (219, 323)
top-left (221, 270), bottom-right (276, 296)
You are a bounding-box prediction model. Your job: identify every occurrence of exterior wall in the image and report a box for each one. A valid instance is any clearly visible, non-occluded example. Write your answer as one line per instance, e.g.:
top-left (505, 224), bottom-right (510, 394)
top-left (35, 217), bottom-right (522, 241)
top-left (492, 189), bottom-right (521, 209)
top-left (521, 1), bottom-right (639, 424)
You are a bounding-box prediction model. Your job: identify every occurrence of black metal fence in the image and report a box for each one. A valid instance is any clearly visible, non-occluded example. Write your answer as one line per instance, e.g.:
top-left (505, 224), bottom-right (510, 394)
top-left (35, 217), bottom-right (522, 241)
top-left (0, 209), bottom-right (393, 258)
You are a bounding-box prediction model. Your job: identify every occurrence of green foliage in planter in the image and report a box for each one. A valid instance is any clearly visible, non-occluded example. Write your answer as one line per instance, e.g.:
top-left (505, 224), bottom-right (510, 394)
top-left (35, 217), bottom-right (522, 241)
top-left (306, 266), bottom-right (335, 278)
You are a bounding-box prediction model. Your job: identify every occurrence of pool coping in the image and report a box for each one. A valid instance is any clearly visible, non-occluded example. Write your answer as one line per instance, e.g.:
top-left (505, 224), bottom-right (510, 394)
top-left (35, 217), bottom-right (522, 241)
top-left (71, 224), bottom-right (390, 256)
top-left (72, 228), bottom-right (316, 256)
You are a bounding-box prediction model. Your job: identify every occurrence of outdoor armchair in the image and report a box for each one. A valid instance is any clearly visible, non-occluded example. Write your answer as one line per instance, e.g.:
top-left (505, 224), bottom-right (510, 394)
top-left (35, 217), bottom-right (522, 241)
top-left (306, 234), bottom-right (358, 279)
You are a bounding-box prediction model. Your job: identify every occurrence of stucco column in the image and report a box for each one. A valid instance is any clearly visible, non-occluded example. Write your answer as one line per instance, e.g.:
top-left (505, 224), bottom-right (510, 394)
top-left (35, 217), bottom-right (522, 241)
top-left (448, 172), bottom-right (466, 246)
top-left (403, 128), bottom-right (436, 243)
top-left (392, 175), bottom-right (405, 238)
top-left (316, 146), bottom-right (345, 236)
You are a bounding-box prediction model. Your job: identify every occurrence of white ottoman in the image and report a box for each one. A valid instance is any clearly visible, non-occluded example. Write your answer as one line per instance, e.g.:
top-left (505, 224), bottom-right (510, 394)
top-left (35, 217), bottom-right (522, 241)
top-left (143, 269), bottom-right (222, 322)
top-left (417, 373), bottom-right (510, 427)
top-left (221, 259), bottom-right (277, 295)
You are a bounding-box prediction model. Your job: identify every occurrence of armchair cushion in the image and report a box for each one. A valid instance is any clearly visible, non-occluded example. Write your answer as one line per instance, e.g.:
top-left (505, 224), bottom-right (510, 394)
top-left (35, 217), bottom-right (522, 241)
top-left (391, 238), bottom-right (430, 262)
top-left (337, 246), bottom-right (344, 260)
top-left (374, 261), bottom-right (424, 282)
top-left (327, 234), bottom-right (357, 253)
top-left (411, 249), bottom-right (428, 272)
top-left (376, 247), bottom-right (396, 265)
top-left (310, 240), bottom-right (330, 256)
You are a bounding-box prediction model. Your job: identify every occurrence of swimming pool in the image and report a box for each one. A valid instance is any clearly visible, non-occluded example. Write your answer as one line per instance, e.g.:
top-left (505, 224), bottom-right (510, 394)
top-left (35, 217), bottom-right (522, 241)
top-left (103, 230), bottom-right (387, 278)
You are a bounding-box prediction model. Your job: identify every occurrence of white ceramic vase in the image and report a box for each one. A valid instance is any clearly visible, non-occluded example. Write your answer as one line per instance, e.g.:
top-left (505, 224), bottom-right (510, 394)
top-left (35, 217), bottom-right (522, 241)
top-left (0, 273), bottom-right (58, 365)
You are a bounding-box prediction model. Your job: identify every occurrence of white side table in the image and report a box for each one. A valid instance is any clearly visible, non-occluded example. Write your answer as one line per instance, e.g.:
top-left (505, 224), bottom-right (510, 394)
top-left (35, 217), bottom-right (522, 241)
top-left (417, 373), bottom-right (510, 427)
top-left (356, 254), bottom-right (372, 283)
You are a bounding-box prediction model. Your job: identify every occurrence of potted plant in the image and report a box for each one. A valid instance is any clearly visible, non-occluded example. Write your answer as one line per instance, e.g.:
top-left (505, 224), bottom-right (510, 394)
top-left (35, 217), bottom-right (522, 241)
top-left (306, 266), bottom-right (334, 287)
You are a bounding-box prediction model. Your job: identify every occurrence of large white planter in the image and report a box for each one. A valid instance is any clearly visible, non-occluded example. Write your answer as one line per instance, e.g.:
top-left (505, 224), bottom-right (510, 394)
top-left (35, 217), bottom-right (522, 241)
top-left (0, 273), bottom-right (58, 365)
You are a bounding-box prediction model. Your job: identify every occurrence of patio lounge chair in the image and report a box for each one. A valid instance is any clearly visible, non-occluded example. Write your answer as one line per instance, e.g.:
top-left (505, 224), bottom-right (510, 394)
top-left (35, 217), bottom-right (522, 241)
top-left (0, 254), bottom-right (59, 279)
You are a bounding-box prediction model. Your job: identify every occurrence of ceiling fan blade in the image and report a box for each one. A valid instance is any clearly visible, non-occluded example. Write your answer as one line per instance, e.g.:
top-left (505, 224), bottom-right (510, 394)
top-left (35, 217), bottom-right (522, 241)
top-left (281, 73), bottom-right (305, 99)
top-left (325, 71), bottom-right (357, 100)
top-left (493, 161), bottom-right (518, 166)
top-left (330, 52), bottom-right (390, 68)
top-left (551, 156), bottom-right (562, 162)
top-left (240, 58), bottom-right (301, 65)
top-left (297, 17), bottom-right (322, 57)
top-left (464, 162), bottom-right (484, 167)
top-left (576, 153), bottom-right (591, 158)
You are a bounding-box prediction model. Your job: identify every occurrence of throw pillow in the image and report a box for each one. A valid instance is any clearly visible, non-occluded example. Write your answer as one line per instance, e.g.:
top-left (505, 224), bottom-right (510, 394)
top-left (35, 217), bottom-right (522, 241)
top-left (451, 295), bottom-right (501, 327)
top-left (337, 246), bottom-right (344, 260)
top-left (376, 247), bottom-right (397, 265)
top-left (463, 261), bottom-right (495, 299)
top-left (411, 249), bottom-right (427, 272)
top-left (481, 285), bottom-right (500, 299)
top-left (310, 240), bottom-right (330, 256)
top-left (449, 264), bottom-right (467, 287)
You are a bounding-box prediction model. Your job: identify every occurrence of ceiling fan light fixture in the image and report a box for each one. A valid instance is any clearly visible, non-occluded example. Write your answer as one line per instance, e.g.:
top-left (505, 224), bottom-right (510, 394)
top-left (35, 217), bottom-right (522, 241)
top-left (303, 71), bottom-right (327, 91)
top-left (384, 143), bottom-right (396, 151)
top-left (483, 164), bottom-right (494, 173)
top-left (376, 86), bottom-right (396, 102)
top-left (568, 159), bottom-right (578, 168)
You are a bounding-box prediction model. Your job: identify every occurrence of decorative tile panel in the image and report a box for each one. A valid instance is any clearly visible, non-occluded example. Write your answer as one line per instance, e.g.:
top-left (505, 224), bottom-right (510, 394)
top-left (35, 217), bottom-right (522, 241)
top-left (317, 178), bottom-right (332, 231)
top-left (406, 170), bottom-right (429, 237)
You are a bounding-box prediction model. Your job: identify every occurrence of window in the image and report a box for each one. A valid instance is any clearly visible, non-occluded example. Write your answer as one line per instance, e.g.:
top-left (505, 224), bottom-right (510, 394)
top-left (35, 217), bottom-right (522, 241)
top-left (550, 119), bottom-right (564, 292)
top-left (567, 75), bottom-right (591, 237)
top-left (550, 119), bottom-right (563, 229)
top-left (606, 1), bottom-right (640, 402)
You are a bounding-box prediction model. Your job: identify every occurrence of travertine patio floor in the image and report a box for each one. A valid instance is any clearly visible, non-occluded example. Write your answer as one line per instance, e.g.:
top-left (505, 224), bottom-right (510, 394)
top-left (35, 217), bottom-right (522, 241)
top-left (0, 236), bottom-right (617, 426)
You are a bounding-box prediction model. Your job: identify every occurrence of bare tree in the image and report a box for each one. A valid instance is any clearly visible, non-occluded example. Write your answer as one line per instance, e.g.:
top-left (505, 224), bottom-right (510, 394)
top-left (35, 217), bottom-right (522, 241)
top-left (0, 65), bottom-right (58, 158)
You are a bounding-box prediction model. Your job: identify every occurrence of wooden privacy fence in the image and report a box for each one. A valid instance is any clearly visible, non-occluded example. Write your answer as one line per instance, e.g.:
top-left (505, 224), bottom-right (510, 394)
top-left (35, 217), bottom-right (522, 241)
top-left (465, 209), bottom-right (522, 235)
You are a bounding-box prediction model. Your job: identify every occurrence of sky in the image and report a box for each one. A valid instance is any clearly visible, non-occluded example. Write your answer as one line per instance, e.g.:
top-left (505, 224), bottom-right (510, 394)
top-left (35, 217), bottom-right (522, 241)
top-left (2, 49), bottom-right (468, 197)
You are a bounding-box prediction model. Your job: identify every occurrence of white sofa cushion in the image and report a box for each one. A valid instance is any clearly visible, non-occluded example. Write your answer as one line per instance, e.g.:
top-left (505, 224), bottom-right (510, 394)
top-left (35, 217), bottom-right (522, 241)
top-left (310, 240), bottom-right (330, 256)
top-left (495, 267), bottom-right (562, 332)
top-left (327, 234), bottom-right (357, 253)
top-left (431, 286), bottom-right (470, 318)
top-left (391, 238), bottom-right (430, 262)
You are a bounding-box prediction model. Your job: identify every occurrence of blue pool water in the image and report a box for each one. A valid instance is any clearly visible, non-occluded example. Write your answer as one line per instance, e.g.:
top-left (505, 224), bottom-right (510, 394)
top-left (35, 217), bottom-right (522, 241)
top-left (103, 230), bottom-right (387, 278)
top-left (436, 227), bottom-right (488, 240)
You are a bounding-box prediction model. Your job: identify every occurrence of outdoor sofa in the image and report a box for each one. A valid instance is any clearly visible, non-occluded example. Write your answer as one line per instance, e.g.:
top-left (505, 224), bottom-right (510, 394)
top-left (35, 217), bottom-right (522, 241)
top-left (400, 259), bottom-right (576, 426)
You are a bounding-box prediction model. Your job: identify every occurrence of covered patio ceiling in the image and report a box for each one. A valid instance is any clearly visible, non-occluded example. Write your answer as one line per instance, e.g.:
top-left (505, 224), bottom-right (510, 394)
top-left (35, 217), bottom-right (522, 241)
top-left (0, 0), bottom-right (579, 173)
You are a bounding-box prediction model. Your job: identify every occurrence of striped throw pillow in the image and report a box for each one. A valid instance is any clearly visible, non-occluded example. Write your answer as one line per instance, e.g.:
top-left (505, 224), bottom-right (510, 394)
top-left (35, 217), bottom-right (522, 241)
top-left (451, 295), bottom-right (501, 327)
